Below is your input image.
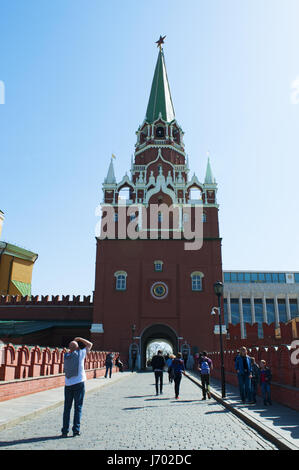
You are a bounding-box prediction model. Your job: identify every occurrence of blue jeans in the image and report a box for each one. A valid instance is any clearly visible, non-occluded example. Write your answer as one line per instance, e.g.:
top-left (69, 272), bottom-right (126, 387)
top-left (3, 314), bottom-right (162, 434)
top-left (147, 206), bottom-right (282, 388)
top-left (261, 382), bottom-right (271, 404)
top-left (105, 364), bottom-right (112, 378)
top-left (62, 381), bottom-right (85, 434)
top-left (237, 373), bottom-right (251, 402)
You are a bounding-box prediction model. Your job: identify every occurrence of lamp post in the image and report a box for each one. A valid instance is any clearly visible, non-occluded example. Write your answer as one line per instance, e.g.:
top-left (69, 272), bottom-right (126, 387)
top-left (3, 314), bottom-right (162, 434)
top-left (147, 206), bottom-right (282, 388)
top-left (213, 281), bottom-right (226, 398)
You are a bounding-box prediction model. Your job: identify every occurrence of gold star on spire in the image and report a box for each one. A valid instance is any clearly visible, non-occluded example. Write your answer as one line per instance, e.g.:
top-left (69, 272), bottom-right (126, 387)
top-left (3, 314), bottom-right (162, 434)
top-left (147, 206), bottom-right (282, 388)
top-left (156, 35), bottom-right (166, 50)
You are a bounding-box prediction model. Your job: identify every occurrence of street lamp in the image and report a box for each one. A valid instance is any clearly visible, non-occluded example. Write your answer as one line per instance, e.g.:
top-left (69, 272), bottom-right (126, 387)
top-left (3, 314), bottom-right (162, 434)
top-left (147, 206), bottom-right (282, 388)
top-left (213, 280), bottom-right (226, 398)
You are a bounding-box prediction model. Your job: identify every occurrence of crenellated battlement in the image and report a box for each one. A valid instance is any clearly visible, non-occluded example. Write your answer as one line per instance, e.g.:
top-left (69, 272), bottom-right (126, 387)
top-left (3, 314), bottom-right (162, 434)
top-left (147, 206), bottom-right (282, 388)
top-left (0, 294), bottom-right (93, 306)
top-left (226, 321), bottom-right (297, 349)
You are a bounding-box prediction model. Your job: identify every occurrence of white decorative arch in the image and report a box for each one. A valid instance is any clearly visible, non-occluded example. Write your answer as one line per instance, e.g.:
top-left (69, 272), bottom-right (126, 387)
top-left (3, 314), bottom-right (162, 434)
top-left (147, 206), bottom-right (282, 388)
top-left (190, 271), bottom-right (205, 278)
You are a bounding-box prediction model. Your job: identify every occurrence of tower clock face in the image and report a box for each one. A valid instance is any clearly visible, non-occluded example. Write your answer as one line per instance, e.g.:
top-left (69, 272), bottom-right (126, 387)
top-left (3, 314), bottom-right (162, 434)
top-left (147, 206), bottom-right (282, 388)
top-left (156, 127), bottom-right (165, 138)
top-left (151, 281), bottom-right (168, 299)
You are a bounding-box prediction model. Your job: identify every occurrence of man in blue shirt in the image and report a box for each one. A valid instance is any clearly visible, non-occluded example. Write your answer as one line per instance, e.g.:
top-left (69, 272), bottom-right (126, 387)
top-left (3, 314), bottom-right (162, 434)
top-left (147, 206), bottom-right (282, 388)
top-left (235, 346), bottom-right (252, 403)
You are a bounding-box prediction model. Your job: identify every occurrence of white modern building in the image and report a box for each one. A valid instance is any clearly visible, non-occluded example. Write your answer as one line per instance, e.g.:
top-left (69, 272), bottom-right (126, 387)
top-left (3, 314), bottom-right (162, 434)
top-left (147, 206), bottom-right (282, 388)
top-left (223, 271), bottom-right (299, 338)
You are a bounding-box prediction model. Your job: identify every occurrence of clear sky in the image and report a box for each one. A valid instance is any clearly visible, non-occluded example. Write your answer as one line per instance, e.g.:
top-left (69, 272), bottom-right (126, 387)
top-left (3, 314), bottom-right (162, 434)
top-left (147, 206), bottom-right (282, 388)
top-left (0, 0), bottom-right (298, 296)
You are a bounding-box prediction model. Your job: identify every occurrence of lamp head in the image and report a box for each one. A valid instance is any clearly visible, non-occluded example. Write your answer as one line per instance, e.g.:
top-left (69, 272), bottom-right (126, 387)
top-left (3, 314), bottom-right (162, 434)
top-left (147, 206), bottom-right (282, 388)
top-left (213, 281), bottom-right (224, 297)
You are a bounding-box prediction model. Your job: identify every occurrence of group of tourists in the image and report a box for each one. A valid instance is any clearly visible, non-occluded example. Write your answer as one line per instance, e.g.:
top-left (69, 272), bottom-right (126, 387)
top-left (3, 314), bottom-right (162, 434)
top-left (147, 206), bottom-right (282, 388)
top-left (150, 350), bottom-right (213, 400)
top-left (235, 346), bottom-right (272, 406)
top-left (60, 337), bottom-right (273, 438)
top-left (151, 350), bottom-right (185, 399)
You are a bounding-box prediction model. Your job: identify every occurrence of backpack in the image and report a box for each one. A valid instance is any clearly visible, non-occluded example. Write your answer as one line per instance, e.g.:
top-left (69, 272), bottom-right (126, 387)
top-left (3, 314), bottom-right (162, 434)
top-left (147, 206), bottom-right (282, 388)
top-left (200, 359), bottom-right (210, 375)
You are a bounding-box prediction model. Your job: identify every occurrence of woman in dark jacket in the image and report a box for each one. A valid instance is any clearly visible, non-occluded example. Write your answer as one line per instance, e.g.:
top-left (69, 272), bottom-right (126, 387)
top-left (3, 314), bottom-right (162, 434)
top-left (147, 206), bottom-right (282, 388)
top-left (259, 360), bottom-right (272, 406)
top-left (171, 353), bottom-right (185, 399)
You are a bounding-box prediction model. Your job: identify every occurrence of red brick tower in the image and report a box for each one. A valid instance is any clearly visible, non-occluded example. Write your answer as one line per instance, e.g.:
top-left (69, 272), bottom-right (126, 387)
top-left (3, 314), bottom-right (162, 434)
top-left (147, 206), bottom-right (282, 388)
top-left (91, 40), bottom-right (223, 369)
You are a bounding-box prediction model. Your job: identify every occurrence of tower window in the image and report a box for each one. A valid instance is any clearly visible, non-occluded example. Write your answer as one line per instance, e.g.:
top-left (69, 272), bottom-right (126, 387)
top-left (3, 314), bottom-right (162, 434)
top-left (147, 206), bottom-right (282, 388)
top-left (154, 260), bottom-right (163, 272)
top-left (191, 271), bottom-right (204, 291)
top-left (114, 271), bottom-right (127, 291)
top-left (156, 127), bottom-right (165, 138)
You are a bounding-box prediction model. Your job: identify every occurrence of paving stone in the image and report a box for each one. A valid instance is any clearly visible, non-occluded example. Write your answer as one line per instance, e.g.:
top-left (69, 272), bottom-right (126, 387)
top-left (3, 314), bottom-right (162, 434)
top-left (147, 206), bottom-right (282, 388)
top-left (0, 372), bottom-right (277, 450)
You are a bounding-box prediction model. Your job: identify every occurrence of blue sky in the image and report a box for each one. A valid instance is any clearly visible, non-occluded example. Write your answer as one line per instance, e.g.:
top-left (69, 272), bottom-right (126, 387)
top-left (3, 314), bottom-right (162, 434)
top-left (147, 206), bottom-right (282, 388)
top-left (0, 0), bottom-right (298, 296)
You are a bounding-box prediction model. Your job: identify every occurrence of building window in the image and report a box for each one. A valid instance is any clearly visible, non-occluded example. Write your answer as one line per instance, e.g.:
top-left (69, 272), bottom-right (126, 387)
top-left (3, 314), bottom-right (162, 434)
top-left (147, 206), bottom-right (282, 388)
top-left (230, 299), bottom-right (240, 325)
top-left (266, 299), bottom-right (275, 324)
top-left (290, 299), bottom-right (299, 319)
top-left (242, 299), bottom-right (251, 324)
top-left (223, 299), bottom-right (228, 326)
top-left (191, 272), bottom-right (204, 291)
top-left (278, 299), bottom-right (287, 323)
top-left (254, 299), bottom-right (264, 338)
top-left (114, 271), bottom-right (127, 291)
top-left (154, 260), bottom-right (163, 272)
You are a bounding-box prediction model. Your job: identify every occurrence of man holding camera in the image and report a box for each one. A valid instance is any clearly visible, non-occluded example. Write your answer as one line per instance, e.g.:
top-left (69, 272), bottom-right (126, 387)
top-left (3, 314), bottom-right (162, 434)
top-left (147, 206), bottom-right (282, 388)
top-left (61, 336), bottom-right (93, 438)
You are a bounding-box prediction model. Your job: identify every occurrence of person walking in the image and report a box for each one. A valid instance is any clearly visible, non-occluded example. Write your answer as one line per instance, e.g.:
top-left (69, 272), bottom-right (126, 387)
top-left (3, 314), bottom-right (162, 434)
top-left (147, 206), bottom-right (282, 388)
top-left (259, 360), bottom-right (272, 406)
top-left (198, 351), bottom-right (213, 400)
top-left (166, 354), bottom-right (175, 383)
top-left (171, 352), bottom-right (185, 399)
top-left (115, 354), bottom-right (123, 372)
top-left (182, 351), bottom-right (188, 370)
top-left (105, 352), bottom-right (114, 378)
top-left (235, 346), bottom-right (252, 403)
top-left (151, 350), bottom-right (166, 395)
top-left (131, 349), bottom-right (137, 372)
top-left (61, 336), bottom-right (93, 438)
top-left (250, 357), bottom-right (260, 404)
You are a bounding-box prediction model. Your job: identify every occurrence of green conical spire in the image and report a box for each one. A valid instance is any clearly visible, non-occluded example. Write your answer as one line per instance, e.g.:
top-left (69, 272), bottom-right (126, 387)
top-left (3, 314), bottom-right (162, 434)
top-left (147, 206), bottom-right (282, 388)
top-left (145, 48), bottom-right (175, 124)
top-left (204, 156), bottom-right (216, 184)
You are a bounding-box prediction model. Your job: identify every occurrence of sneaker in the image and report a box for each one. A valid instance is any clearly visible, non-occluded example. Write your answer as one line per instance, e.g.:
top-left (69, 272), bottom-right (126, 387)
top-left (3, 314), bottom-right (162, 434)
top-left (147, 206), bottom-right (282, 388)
top-left (175, 396), bottom-right (179, 399)
top-left (207, 392), bottom-right (211, 399)
top-left (60, 433), bottom-right (68, 438)
top-left (202, 397), bottom-right (206, 400)
top-left (73, 431), bottom-right (81, 437)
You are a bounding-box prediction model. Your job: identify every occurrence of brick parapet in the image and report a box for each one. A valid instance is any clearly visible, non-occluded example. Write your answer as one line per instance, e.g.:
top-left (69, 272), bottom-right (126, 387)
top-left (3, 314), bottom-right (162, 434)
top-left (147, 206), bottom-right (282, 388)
top-left (206, 344), bottom-right (299, 410)
top-left (0, 343), bottom-right (119, 401)
top-left (0, 294), bottom-right (93, 306)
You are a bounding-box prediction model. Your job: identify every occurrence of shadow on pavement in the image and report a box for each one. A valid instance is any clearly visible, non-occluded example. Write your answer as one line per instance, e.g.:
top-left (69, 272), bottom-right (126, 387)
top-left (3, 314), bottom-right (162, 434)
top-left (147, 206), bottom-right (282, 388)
top-left (0, 435), bottom-right (66, 447)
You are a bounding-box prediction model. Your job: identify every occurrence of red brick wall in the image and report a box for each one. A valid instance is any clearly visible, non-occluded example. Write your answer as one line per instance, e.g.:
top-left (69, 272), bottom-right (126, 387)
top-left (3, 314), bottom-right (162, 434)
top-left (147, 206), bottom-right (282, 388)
top-left (0, 343), bottom-right (119, 402)
top-left (208, 345), bottom-right (299, 411)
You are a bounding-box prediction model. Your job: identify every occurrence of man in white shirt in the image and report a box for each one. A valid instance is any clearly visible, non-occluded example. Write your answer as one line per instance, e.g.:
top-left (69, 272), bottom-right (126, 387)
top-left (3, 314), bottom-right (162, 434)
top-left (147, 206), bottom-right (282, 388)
top-left (61, 337), bottom-right (93, 438)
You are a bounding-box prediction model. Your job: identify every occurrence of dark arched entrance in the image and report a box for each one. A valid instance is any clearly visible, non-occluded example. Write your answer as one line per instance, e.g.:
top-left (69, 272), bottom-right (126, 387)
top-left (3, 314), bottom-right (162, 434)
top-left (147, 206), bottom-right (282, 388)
top-left (140, 323), bottom-right (178, 369)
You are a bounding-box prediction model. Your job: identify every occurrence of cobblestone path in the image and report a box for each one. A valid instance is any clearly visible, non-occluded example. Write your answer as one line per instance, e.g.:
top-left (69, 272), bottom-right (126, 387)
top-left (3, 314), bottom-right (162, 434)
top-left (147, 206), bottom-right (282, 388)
top-left (0, 372), bottom-right (277, 450)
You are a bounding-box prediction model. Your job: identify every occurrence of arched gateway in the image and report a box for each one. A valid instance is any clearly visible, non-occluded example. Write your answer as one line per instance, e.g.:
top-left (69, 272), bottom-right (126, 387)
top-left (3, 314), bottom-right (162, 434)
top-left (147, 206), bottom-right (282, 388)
top-left (140, 324), bottom-right (178, 369)
top-left (90, 40), bottom-right (223, 366)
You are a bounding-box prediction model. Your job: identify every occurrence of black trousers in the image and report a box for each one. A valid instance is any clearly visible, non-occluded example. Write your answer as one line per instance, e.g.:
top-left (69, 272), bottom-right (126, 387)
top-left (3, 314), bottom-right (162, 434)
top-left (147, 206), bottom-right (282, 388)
top-left (154, 371), bottom-right (163, 393)
top-left (201, 374), bottom-right (210, 398)
top-left (174, 373), bottom-right (182, 398)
